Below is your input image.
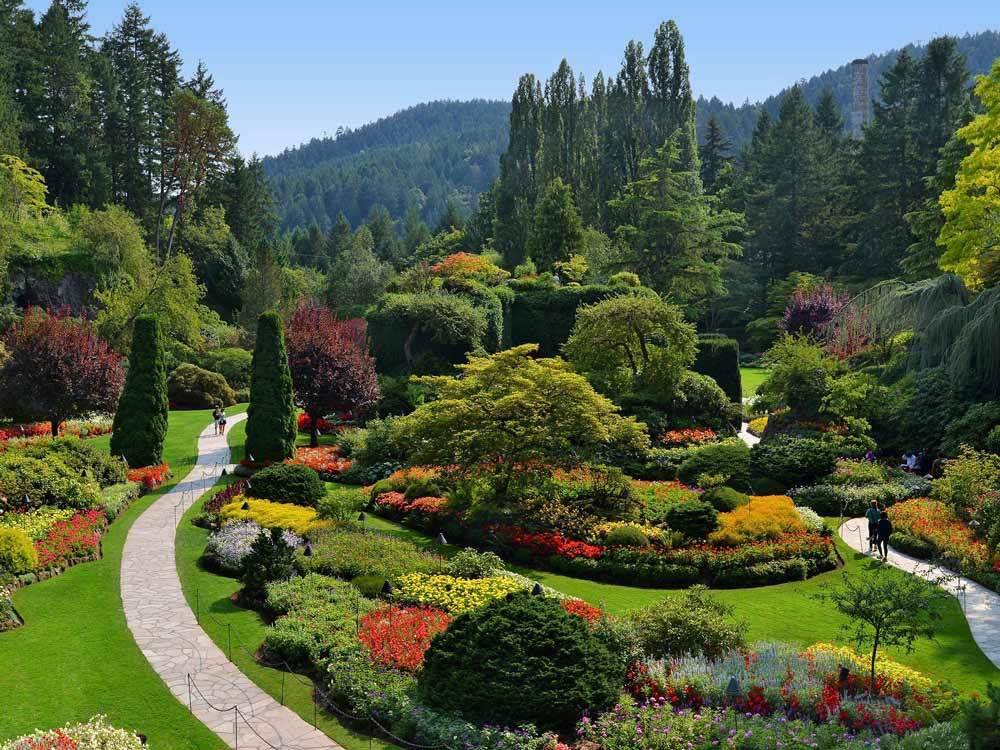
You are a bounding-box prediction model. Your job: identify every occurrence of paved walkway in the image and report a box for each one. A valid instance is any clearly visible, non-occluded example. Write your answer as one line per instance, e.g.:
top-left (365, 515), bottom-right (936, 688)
top-left (121, 414), bottom-right (342, 749)
top-left (839, 518), bottom-right (1000, 669)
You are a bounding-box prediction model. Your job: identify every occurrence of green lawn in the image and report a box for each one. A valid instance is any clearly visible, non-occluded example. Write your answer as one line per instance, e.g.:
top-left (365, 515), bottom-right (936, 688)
top-left (0, 410), bottom-right (226, 747)
top-left (359, 507), bottom-right (999, 696)
top-left (740, 366), bottom-right (771, 399)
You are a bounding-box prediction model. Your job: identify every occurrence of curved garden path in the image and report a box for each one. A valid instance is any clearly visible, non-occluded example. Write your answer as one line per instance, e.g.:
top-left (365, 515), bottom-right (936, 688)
top-left (839, 518), bottom-right (1000, 669)
top-left (121, 414), bottom-right (342, 750)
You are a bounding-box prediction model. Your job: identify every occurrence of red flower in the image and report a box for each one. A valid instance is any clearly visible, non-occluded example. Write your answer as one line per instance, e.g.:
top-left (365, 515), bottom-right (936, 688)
top-left (561, 598), bottom-right (603, 624)
top-left (127, 463), bottom-right (170, 490)
top-left (358, 605), bottom-right (451, 671)
top-left (34, 510), bottom-right (106, 568)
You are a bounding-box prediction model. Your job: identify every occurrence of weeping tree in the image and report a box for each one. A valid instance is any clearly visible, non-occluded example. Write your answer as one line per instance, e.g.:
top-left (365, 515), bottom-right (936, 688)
top-left (826, 274), bottom-right (1000, 400)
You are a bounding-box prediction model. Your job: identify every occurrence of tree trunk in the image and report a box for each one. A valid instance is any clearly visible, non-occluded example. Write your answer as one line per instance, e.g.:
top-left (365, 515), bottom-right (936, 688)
top-left (50, 418), bottom-right (60, 438)
top-left (869, 634), bottom-right (879, 698)
top-left (310, 414), bottom-right (319, 448)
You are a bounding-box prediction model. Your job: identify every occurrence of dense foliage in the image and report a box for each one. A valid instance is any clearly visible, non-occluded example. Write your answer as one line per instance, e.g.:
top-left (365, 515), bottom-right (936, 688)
top-left (245, 312), bottom-right (297, 462)
top-left (110, 315), bottom-right (168, 467)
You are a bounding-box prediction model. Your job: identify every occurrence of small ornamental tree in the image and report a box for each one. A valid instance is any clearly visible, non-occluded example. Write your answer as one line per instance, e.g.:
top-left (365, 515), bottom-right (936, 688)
top-left (245, 311), bottom-right (296, 462)
top-left (779, 284), bottom-right (849, 338)
top-left (0, 308), bottom-right (124, 436)
top-left (286, 303), bottom-right (379, 447)
top-left (110, 314), bottom-right (169, 467)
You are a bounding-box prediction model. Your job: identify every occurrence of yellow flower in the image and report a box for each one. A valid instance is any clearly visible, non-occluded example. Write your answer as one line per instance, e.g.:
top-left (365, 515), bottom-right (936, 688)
top-left (219, 497), bottom-right (330, 536)
top-left (396, 573), bottom-right (522, 614)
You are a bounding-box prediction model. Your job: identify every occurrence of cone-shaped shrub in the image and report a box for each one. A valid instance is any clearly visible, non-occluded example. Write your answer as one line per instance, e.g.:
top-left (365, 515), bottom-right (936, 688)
top-left (110, 314), bottom-right (168, 468)
top-left (246, 311), bottom-right (296, 462)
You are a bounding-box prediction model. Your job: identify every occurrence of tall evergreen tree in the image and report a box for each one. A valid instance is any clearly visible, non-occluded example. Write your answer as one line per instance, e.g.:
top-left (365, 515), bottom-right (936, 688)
top-left (699, 116), bottom-right (730, 192)
top-left (110, 314), bottom-right (168, 468)
top-left (647, 20), bottom-right (698, 172)
top-left (245, 311), bottom-right (296, 463)
top-left (525, 177), bottom-right (583, 271)
top-left (326, 211), bottom-right (352, 262)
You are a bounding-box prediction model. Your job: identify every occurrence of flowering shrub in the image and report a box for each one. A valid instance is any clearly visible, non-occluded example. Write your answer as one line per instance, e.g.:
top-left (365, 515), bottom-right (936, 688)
top-left (288, 445), bottom-right (352, 476)
top-left (126, 463), bottom-right (169, 490)
top-left (747, 415), bottom-right (768, 436)
top-left (793, 505), bottom-right (826, 532)
top-left (34, 510), bottom-right (105, 568)
top-left (205, 520), bottom-right (302, 574)
top-left (429, 252), bottom-right (509, 284)
top-left (709, 495), bottom-right (806, 546)
top-left (492, 525), bottom-right (605, 560)
top-left (889, 498), bottom-right (994, 572)
top-left (0, 507), bottom-right (74, 540)
top-left (0, 418), bottom-right (112, 444)
top-left (0, 716), bottom-right (143, 750)
top-left (201, 479), bottom-right (249, 521)
top-left (659, 427), bottom-right (716, 446)
top-left (297, 412), bottom-right (346, 435)
top-left (630, 480), bottom-right (700, 521)
top-left (396, 573), bottom-right (523, 614)
top-left (219, 497), bottom-right (330, 537)
top-left (593, 521), bottom-right (668, 546)
top-left (560, 598), bottom-right (603, 624)
top-left (358, 605), bottom-right (451, 671)
top-left (829, 458), bottom-right (890, 486)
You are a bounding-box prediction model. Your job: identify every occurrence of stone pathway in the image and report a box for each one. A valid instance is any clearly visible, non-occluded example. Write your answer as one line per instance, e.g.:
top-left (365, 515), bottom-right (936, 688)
top-left (737, 421), bottom-right (760, 447)
top-left (839, 518), bottom-right (1000, 669)
top-left (121, 414), bottom-right (342, 749)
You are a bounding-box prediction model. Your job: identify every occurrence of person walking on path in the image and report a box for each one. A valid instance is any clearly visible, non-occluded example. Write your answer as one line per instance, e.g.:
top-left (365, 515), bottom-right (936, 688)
top-left (211, 406), bottom-right (221, 435)
top-left (218, 406), bottom-right (228, 436)
top-left (876, 510), bottom-right (893, 561)
top-left (865, 500), bottom-right (881, 553)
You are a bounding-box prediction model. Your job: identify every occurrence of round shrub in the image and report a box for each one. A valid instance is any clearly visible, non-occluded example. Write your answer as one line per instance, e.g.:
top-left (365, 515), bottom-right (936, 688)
top-left (677, 440), bottom-right (750, 490)
top-left (403, 478), bottom-right (441, 502)
top-left (629, 586), bottom-right (746, 659)
top-left (246, 463), bottom-right (325, 507)
top-left (664, 500), bottom-right (718, 540)
top-left (445, 548), bottom-right (505, 579)
top-left (417, 591), bottom-right (623, 730)
top-left (0, 527), bottom-right (37, 574)
top-left (609, 271), bottom-right (641, 287)
top-left (702, 486), bottom-right (749, 511)
top-left (605, 525), bottom-right (650, 547)
top-left (167, 363), bottom-right (236, 409)
top-left (668, 371), bottom-right (741, 431)
top-left (0, 453), bottom-right (101, 511)
top-left (200, 347), bottom-right (253, 389)
top-left (749, 436), bottom-right (836, 487)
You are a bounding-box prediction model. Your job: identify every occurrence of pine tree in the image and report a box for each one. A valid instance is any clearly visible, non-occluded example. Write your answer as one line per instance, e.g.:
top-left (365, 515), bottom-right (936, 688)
top-left (110, 314), bottom-right (168, 468)
top-left (245, 311), bottom-right (296, 463)
top-left (699, 116), bottom-right (731, 192)
top-left (327, 211), bottom-right (352, 261)
top-left (647, 20), bottom-right (698, 172)
top-left (525, 177), bottom-right (583, 271)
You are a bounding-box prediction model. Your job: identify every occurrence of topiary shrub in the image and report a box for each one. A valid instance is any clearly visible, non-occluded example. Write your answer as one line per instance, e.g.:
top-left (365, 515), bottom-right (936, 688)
top-left (664, 500), bottom-right (718, 540)
top-left (605, 525), bottom-right (650, 547)
top-left (167, 363), bottom-right (236, 409)
top-left (702, 486), bottom-right (749, 511)
top-left (693, 334), bottom-right (742, 403)
top-left (665, 371), bottom-right (742, 431)
top-left (417, 591), bottom-right (623, 730)
top-left (629, 585), bottom-right (746, 659)
top-left (245, 312), bottom-right (297, 463)
top-left (0, 527), bottom-right (37, 574)
top-left (240, 527), bottom-right (296, 606)
top-left (246, 463), bottom-right (325, 507)
top-left (200, 347), bottom-right (253, 390)
top-left (750, 436), bottom-right (836, 487)
top-left (677, 440), bottom-right (750, 490)
top-left (111, 315), bottom-right (169, 467)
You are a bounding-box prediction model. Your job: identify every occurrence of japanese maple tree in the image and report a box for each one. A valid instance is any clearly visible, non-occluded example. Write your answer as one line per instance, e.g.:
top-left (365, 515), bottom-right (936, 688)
top-left (286, 303), bottom-right (379, 447)
top-left (0, 308), bottom-right (125, 436)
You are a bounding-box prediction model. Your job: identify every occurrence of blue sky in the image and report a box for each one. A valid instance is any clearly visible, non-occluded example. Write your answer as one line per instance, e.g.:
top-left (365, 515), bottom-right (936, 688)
top-left (26, 1), bottom-right (999, 156)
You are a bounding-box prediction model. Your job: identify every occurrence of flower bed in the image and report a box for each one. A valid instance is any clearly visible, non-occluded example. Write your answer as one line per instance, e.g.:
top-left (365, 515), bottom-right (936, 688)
top-left (358, 605), bottom-right (451, 671)
top-left (297, 412), bottom-right (351, 435)
top-left (288, 445), bottom-right (352, 479)
top-left (0, 715), bottom-right (143, 750)
top-left (218, 497), bottom-right (330, 537)
top-left (34, 510), bottom-right (106, 569)
top-left (0, 418), bottom-right (112, 444)
top-left (204, 520), bottom-right (302, 574)
top-left (708, 495), bottom-right (806, 545)
top-left (126, 463), bottom-right (170, 491)
top-left (396, 572), bottom-right (524, 614)
top-left (0, 507), bottom-right (75, 540)
top-left (659, 427), bottom-right (716, 446)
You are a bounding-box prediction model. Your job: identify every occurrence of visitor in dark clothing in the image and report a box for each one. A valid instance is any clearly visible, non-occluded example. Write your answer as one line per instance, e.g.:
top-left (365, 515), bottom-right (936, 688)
top-left (865, 500), bottom-right (880, 553)
top-left (876, 511), bottom-right (893, 561)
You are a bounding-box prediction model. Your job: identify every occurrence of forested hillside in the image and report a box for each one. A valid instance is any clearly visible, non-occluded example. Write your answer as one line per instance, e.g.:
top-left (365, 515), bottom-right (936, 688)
top-left (263, 100), bottom-right (510, 232)
top-left (697, 30), bottom-right (1000, 147)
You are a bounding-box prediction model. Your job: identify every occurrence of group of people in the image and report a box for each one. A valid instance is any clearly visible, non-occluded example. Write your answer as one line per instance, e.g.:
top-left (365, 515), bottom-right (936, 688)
top-left (900, 450), bottom-right (932, 475)
top-left (212, 405), bottom-right (228, 436)
top-left (865, 500), bottom-right (893, 561)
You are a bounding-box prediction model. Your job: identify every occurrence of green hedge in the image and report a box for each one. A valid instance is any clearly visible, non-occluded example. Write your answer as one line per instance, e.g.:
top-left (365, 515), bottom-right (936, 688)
top-left (693, 334), bottom-right (742, 403)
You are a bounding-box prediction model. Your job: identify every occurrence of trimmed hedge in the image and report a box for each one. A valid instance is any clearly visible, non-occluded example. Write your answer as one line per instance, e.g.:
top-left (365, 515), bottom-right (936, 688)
top-left (693, 334), bottom-right (742, 403)
top-left (246, 464), bottom-right (325, 507)
top-left (790, 476), bottom-right (931, 517)
top-left (677, 440), bottom-right (751, 490)
top-left (750, 437), bottom-right (836, 488)
top-left (167, 363), bottom-right (236, 409)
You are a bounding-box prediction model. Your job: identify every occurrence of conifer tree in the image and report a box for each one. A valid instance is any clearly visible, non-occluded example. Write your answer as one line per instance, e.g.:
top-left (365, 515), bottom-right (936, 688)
top-left (700, 116), bottom-right (731, 192)
top-left (525, 177), bottom-right (583, 271)
top-left (245, 311), bottom-right (297, 463)
top-left (110, 314), bottom-right (168, 468)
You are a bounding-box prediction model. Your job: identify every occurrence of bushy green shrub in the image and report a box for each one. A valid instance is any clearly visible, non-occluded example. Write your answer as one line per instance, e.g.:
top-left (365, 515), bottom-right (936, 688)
top-left (350, 575), bottom-right (388, 598)
top-left (0, 453), bottom-right (101, 511)
top-left (240, 527), bottom-right (296, 605)
top-left (750, 436), bottom-right (836, 487)
top-left (790, 478), bottom-right (930, 517)
top-left (316, 488), bottom-right (363, 523)
top-left (664, 500), bottom-right (718, 540)
top-left (418, 591), bottom-right (623, 730)
top-left (605, 525), bottom-right (650, 547)
top-left (167, 363), bottom-right (236, 409)
top-left (403, 478), bottom-right (442, 501)
top-left (701, 486), bottom-right (749, 511)
top-left (628, 586), bottom-right (746, 659)
top-left (942, 402), bottom-right (1000, 456)
top-left (609, 271), bottom-right (641, 287)
top-left (962, 683), bottom-right (1000, 750)
top-left (200, 347), bottom-right (253, 389)
top-left (693, 334), bottom-right (741, 403)
top-left (665, 371), bottom-right (742, 431)
top-left (933, 446), bottom-right (1000, 510)
top-left (677, 440), bottom-right (750, 490)
top-left (100, 481), bottom-right (142, 520)
top-left (301, 528), bottom-right (445, 582)
top-left (890, 533), bottom-right (935, 559)
top-left (11, 437), bottom-right (127, 487)
top-left (245, 312), bottom-right (297, 462)
top-left (247, 463), bottom-right (325, 507)
top-left (751, 476), bottom-right (788, 495)
top-left (0, 527), bottom-right (37, 574)
top-left (445, 548), bottom-right (505, 579)
top-left (111, 314), bottom-right (168, 467)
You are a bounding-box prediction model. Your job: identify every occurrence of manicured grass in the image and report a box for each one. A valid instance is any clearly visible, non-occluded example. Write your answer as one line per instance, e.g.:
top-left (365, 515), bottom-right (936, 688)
top-left (0, 410), bottom-right (226, 747)
top-left (740, 366), bottom-right (771, 398)
top-left (175, 480), bottom-right (394, 750)
top-left (359, 505), bottom-right (1000, 696)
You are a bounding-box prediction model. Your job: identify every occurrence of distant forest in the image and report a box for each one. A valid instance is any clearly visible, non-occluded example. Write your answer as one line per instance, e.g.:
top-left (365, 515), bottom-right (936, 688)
top-left (266, 30), bottom-right (1000, 235)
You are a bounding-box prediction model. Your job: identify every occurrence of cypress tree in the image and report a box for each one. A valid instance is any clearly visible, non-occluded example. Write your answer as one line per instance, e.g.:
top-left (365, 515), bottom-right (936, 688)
top-left (245, 311), bottom-right (296, 462)
top-left (110, 314), bottom-right (168, 468)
